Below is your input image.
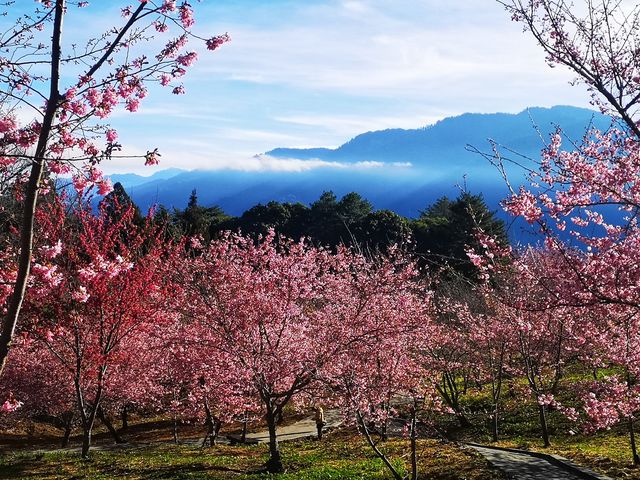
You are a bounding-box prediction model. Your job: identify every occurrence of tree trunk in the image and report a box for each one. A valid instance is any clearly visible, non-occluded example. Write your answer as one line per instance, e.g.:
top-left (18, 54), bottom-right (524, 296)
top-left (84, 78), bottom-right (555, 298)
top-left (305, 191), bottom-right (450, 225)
top-left (241, 412), bottom-right (248, 443)
top-left (629, 418), bottom-right (640, 466)
top-left (265, 406), bottom-right (283, 473)
top-left (81, 425), bottom-right (91, 458)
top-left (491, 410), bottom-right (499, 443)
top-left (201, 397), bottom-right (215, 448)
top-left (410, 405), bottom-right (418, 480)
top-left (120, 405), bottom-right (128, 430)
top-left (356, 410), bottom-right (404, 480)
top-left (538, 404), bottom-right (550, 447)
top-left (212, 419), bottom-right (222, 445)
top-left (172, 413), bottom-right (179, 444)
top-left (97, 406), bottom-right (126, 444)
top-left (61, 423), bottom-right (72, 448)
top-left (0, 0), bottom-right (65, 378)
top-left (491, 394), bottom-right (500, 442)
top-left (75, 365), bottom-right (106, 459)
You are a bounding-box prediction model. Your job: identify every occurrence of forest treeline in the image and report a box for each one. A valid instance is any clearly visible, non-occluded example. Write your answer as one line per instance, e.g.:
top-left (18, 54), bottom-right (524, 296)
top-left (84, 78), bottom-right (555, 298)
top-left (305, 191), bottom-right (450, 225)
top-left (109, 182), bottom-right (508, 278)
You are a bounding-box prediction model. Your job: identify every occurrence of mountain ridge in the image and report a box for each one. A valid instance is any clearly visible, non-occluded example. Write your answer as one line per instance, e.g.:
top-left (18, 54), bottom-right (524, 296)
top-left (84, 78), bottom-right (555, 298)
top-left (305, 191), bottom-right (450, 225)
top-left (107, 106), bottom-right (613, 237)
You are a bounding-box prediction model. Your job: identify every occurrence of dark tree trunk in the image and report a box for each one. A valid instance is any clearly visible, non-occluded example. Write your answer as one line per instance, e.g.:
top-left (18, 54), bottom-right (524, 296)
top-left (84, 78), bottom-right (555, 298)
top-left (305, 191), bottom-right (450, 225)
top-left (356, 410), bottom-right (403, 480)
top-left (241, 412), bottom-right (248, 443)
top-left (629, 418), bottom-right (640, 466)
top-left (81, 425), bottom-right (92, 458)
top-left (75, 365), bottom-right (107, 459)
top-left (0, 0), bottom-right (65, 378)
top-left (61, 423), bottom-right (72, 448)
top-left (410, 405), bottom-right (418, 480)
top-left (212, 419), bottom-right (222, 445)
top-left (201, 397), bottom-right (215, 448)
top-left (538, 404), bottom-right (550, 447)
top-left (172, 414), bottom-right (179, 444)
top-left (97, 406), bottom-right (126, 444)
top-left (491, 409), bottom-right (499, 443)
top-left (120, 405), bottom-right (128, 430)
top-left (265, 406), bottom-right (283, 473)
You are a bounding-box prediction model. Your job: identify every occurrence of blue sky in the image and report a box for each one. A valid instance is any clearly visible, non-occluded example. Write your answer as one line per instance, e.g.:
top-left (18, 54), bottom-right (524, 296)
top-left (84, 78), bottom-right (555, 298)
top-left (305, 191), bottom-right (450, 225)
top-left (10, 1), bottom-right (592, 174)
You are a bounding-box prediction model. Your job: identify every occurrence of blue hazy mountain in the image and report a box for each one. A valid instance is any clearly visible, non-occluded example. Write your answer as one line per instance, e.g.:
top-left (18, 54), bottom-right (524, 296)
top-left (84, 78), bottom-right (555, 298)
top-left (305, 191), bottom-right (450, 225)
top-left (267, 105), bottom-right (612, 165)
top-left (112, 106), bottom-right (613, 241)
top-left (109, 168), bottom-right (186, 188)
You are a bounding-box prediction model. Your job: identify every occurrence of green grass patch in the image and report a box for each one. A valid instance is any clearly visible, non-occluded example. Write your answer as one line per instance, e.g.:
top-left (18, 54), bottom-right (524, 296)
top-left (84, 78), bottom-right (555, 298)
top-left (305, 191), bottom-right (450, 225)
top-left (0, 431), bottom-right (504, 479)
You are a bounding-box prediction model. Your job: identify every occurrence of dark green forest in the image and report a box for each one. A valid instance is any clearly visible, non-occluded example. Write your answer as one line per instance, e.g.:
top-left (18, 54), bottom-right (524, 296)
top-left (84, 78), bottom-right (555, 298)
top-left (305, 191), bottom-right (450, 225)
top-left (107, 182), bottom-right (507, 279)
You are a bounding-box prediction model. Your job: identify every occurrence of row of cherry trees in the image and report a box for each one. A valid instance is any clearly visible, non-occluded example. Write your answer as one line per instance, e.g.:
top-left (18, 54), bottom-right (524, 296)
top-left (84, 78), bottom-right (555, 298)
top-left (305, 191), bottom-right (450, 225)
top-left (2, 191), bottom-right (640, 474)
top-left (0, 196), bottom-right (435, 476)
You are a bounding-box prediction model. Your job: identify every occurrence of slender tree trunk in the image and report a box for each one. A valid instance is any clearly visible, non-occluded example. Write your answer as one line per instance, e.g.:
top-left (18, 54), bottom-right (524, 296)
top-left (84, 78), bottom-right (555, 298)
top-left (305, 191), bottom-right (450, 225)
top-left (410, 405), bottom-right (418, 480)
top-left (437, 376), bottom-right (470, 428)
top-left (241, 411), bottom-right (248, 443)
top-left (75, 365), bottom-right (107, 458)
top-left (212, 419), bottom-right (222, 445)
top-left (491, 408), bottom-right (499, 443)
top-left (265, 405), bottom-right (283, 473)
top-left (356, 410), bottom-right (403, 480)
top-left (172, 413), bottom-right (179, 444)
top-left (81, 424), bottom-right (92, 458)
top-left (0, 0), bottom-right (65, 377)
top-left (61, 423), bottom-right (72, 448)
top-left (538, 404), bottom-right (550, 447)
top-left (97, 406), bottom-right (126, 444)
top-left (629, 418), bottom-right (640, 466)
top-left (120, 405), bottom-right (128, 430)
top-left (201, 398), bottom-right (215, 448)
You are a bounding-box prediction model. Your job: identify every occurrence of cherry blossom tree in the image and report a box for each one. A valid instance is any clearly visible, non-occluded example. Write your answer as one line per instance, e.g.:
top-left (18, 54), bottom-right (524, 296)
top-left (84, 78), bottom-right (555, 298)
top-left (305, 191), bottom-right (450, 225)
top-left (175, 233), bottom-right (431, 473)
top-left (325, 252), bottom-right (435, 480)
top-left (0, 332), bottom-right (77, 447)
top-left (16, 197), bottom-right (178, 457)
top-left (494, 0), bottom-right (640, 460)
top-left (0, 0), bottom-right (229, 375)
top-left (176, 232), bottom-right (341, 472)
top-left (575, 304), bottom-right (640, 465)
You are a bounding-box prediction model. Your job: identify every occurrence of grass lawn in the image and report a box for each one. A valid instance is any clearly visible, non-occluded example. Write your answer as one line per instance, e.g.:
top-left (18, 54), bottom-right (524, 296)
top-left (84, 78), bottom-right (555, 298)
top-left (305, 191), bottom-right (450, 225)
top-left (0, 429), bottom-right (505, 479)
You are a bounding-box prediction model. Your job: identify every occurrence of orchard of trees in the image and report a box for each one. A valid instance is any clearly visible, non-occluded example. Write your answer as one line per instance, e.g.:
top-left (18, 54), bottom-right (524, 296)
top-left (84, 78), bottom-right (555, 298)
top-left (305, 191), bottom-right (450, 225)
top-left (2, 0), bottom-right (640, 478)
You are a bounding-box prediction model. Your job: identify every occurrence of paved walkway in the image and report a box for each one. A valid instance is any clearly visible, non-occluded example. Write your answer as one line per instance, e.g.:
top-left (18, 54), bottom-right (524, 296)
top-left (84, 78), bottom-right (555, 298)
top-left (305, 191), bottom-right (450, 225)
top-left (468, 444), bottom-right (612, 480)
top-left (243, 409), bottom-right (342, 443)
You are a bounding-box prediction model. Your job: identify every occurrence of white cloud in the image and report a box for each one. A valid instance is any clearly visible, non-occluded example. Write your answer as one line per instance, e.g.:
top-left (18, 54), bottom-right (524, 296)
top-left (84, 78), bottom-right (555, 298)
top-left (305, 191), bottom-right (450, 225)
top-left (195, 0), bottom-right (586, 108)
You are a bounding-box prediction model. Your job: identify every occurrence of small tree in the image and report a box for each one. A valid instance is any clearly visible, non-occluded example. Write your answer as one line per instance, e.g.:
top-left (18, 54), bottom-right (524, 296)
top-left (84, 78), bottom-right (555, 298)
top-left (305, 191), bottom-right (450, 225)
top-left (19, 198), bottom-right (177, 457)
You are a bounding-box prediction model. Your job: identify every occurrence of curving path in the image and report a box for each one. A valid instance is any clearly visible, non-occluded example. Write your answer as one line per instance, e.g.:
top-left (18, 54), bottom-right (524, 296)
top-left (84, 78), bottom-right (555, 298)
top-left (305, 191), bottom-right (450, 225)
top-left (467, 444), bottom-right (612, 480)
top-left (241, 409), bottom-right (342, 444)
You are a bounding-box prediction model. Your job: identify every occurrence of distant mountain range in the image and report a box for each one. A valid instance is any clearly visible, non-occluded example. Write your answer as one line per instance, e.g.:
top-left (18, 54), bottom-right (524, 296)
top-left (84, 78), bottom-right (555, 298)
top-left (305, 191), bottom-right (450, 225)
top-left (110, 106), bottom-right (613, 240)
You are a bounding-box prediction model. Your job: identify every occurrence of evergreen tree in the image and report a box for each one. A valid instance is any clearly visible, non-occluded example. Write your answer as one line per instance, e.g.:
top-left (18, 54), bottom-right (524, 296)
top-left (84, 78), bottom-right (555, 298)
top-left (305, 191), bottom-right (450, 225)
top-left (100, 182), bottom-right (144, 226)
top-left (412, 192), bottom-right (507, 279)
top-left (353, 210), bottom-right (411, 253)
top-left (174, 190), bottom-right (228, 242)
